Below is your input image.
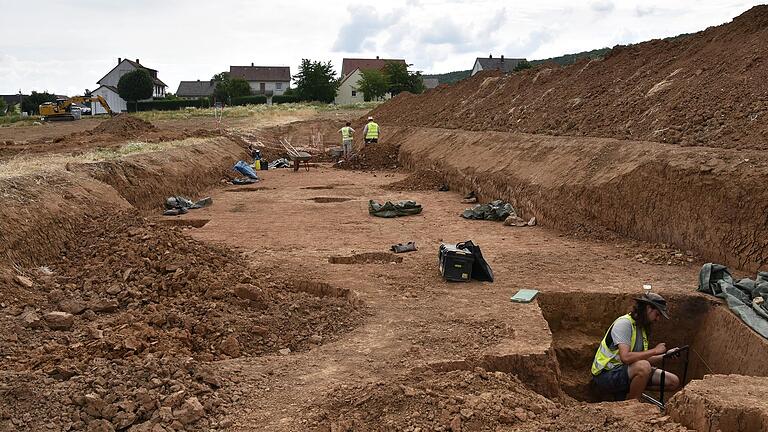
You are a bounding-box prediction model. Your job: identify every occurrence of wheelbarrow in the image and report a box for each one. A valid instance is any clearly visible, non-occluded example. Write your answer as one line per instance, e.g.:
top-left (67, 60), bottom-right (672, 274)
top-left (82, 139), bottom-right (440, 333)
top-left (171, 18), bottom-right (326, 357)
top-left (280, 138), bottom-right (312, 171)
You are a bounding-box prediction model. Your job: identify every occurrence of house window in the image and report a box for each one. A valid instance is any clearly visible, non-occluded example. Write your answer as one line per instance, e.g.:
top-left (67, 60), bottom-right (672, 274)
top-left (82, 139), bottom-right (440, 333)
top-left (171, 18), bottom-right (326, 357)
top-left (276, 82), bottom-right (282, 90)
top-left (351, 90), bottom-right (357, 97)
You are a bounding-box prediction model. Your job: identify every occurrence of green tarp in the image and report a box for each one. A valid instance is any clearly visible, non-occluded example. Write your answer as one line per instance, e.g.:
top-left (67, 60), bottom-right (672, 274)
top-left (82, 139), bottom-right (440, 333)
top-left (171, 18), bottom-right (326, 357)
top-left (461, 199), bottom-right (515, 221)
top-left (368, 200), bottom-right (423, 218)
top-left (698, 263), bottom-right (768, 339)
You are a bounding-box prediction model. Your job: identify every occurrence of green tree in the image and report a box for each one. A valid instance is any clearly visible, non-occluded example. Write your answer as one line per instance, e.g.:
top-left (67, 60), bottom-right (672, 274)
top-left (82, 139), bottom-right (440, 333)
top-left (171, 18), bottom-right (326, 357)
top-left (229, 78), bottom-right (252, 98)
top-left (293, 59), bottom-right (339, 103)
top-left (212, 72), bottom-right (231, 103)
top-left (357, 69), bottom-right (389, 101)
top-left (513, 60), bottom-right (532, 72)
top-left (0, 98), bottom-right (6, 116)
top-left (382, 61), bottom-right (425, 95)
top-left (118, 69), bottom-right (153, 111)
top-left (21, 91), bottom-right (57, 115)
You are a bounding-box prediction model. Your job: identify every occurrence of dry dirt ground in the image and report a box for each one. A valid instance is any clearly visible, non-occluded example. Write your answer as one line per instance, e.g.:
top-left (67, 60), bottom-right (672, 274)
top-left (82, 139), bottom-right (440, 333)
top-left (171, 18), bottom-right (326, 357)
top-left (2, 109), bottom-right (766, 431)
top-left (167, 165), bottom-right (704, 431)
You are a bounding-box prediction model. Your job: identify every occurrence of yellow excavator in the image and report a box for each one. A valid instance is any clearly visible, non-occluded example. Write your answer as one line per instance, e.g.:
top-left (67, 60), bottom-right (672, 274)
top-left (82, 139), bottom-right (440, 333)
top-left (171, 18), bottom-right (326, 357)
top-left (39, 95), bottom-right (115, 121)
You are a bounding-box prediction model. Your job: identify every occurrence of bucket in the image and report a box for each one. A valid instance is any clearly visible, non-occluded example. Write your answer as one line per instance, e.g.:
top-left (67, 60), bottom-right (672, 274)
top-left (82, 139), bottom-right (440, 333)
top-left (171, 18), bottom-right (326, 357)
top-left (253, 160), bottom-right (261, 170)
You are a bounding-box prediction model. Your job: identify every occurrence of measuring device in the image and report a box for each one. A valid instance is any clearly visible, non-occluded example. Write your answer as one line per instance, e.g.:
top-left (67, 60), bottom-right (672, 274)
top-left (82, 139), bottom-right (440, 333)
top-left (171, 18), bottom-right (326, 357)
top-left (641, 345), bottom-right (690, 411)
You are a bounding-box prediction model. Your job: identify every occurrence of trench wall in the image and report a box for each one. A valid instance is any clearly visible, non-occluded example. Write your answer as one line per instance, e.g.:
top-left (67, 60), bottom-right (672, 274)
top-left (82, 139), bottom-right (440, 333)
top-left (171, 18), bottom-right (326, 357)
top-left (392, 127), bottom-right (768, 272)
top-left (0, 137), bottom-right (246, 268)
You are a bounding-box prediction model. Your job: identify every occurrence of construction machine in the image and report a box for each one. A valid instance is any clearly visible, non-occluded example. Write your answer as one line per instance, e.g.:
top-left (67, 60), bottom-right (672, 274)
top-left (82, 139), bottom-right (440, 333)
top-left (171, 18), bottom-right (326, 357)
top-left (40, 95), bottom-right (115, 121)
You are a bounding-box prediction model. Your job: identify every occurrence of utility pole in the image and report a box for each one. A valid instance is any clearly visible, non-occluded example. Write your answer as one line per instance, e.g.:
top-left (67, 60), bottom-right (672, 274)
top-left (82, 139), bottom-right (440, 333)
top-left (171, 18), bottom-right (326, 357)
top-left (18, 89), bottom-right (23, 115)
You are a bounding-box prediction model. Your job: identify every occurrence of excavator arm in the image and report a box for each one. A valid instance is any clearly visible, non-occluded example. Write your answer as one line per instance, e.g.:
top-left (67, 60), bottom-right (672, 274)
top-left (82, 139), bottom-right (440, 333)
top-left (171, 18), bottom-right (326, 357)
top-left (71, 96), bottom-right (115, 116)
top-left (40, 95), bottom-right (115, 120)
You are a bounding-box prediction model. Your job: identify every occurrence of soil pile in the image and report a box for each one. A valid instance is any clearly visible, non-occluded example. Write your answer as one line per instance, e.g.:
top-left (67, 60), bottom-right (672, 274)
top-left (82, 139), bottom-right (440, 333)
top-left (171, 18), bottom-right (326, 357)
top-left (0, 213), bottom-right (365, 431)
top-left (308, 368), bottom-right (688, 431)
top-left (338, 142), bottom-right (401, 170)
top-left (384, 169), bottom-right (445, 191)
top-left (372, 6), bottom-right (768, 150)
top-left (92, 114), bottom-right (157, 138)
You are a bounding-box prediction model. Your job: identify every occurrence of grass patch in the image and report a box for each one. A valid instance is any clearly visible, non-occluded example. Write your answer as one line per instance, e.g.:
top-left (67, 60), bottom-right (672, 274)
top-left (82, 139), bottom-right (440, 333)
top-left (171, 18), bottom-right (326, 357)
top-left (130, 102), bottom-right (382, 122)
top-left (0, 115), bottom-right (41, 127)
top-left (0, 137), bottom-right (215, 178)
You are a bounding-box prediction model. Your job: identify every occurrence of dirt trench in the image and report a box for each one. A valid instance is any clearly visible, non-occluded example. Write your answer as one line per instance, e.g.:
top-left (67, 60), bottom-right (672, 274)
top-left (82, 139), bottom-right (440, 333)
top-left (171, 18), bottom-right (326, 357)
top-left (392, 126), bottom-right (768, 272)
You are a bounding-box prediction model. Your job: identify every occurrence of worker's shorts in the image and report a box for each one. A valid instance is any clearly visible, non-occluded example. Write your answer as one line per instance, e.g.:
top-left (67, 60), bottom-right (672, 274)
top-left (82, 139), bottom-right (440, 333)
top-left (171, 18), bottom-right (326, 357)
top-left (592, 365), bottom-right (657, 400)
top-left (365, 138), bottom-right (378, 144)
top-left (592, 366), bottom-right (630, 399)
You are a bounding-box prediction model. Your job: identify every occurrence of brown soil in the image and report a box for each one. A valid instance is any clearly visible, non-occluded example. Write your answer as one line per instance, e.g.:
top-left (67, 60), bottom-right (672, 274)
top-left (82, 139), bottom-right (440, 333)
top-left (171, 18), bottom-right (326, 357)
top-left (0, 212), bottom-right (365, 431)
top-left (372, 6), bottom-right (768, 150)
top-left (384, 169), bottom-right (446, 191)
top-left (328, 252), bottom-right (403, 264)
top-left (337, 142), bottom-right (401, 170)
top-left (310, 369), bottom-right (687, 432)
top-left (92, 114), bottom-right (157, 137)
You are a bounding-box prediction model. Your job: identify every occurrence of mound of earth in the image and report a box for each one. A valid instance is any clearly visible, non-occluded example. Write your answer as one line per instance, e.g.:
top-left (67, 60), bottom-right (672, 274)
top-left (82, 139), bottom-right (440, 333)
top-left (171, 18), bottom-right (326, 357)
top-left (92, 114), bottom-right (157, 138)
top-left (0, 213), bottom-right (365, 431)
top-left (308, 368), bottom-right (688, 431)
top-left (338, 142), bottom-right (401, 170)
top-left (384, 169), bottom-right (445, 191)
top-left (372, 6), bottom-right (768, 150)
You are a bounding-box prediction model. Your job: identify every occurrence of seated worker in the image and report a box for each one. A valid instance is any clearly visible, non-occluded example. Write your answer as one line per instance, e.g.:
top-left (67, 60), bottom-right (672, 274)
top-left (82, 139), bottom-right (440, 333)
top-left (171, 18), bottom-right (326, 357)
top-left (591, 292), bottom-right (681, 401)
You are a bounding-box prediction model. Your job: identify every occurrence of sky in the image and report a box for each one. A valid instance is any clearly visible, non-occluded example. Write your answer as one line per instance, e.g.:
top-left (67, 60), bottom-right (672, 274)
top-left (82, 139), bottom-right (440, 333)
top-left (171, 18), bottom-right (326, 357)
top-left (0, 0), bottom-right (763, 96)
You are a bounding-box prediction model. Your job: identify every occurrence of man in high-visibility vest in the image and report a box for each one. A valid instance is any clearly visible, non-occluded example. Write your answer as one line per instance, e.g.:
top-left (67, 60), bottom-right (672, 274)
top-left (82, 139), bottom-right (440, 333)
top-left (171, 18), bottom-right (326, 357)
top-left (362, 116), bottom-right (380, 145)
top-left (338, 121), bottom-right (355, 159)
top-left (591, 292), bottom-right (681, 401)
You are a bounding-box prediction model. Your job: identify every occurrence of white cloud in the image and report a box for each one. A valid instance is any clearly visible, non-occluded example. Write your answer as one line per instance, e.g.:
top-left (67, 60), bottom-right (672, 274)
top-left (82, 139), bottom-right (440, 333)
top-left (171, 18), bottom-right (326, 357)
top-left (0, 0), bottom-right (764, 92)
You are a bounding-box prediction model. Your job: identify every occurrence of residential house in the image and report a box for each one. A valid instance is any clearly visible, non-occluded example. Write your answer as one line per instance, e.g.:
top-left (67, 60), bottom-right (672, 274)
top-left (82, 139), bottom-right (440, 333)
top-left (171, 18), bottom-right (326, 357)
top-left (470, 55), bottom-right (525, 76)
top-left (92, 58), bottom-right (167, 114)
top-left (334, 57), bottom-right (407, 105)
top-left (176, 80), bottom-right (216, 99)
top-left (228, 64), bottom-right (290, 95)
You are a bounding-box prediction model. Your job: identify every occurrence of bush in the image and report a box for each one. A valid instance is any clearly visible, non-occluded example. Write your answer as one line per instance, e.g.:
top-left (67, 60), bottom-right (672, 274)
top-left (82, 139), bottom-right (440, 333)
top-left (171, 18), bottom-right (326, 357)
top-left (231, 95), bottom-right (267, 106)
top-left (129, 98), bottom-right (211, 112)
top-left (272, 95), bottom-right (299, 104)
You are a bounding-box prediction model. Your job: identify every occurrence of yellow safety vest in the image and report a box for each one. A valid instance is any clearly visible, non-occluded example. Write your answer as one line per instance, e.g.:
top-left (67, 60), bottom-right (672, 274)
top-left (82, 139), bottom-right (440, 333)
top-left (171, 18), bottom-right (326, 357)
top-left (341, 126), bottom-right (353, 139)
top-left (591, 314), bottom-right (648, 376)
top-left (365, 122), bottom-right (379, 139)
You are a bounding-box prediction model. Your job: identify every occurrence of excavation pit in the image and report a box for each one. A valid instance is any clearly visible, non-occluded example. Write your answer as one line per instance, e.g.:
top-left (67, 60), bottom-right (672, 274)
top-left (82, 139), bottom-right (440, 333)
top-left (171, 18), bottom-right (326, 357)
top-left (536, 291), bottom-right (767, 404)
top-left (328, 252), bottom-right (403, 265)
top-left (302, 185), bottom-right (334, 190)
top-left (154, 218), bottom-right (210, 228)
top-left (307, 197), bottom-right (352, 203)
top-left (225, 186), bottom-right (275, 192)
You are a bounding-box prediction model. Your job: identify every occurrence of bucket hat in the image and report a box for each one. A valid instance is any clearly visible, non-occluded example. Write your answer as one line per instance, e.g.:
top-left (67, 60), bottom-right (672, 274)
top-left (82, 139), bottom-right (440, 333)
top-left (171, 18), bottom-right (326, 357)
top-left (635, 292), bottom-right (670, 319)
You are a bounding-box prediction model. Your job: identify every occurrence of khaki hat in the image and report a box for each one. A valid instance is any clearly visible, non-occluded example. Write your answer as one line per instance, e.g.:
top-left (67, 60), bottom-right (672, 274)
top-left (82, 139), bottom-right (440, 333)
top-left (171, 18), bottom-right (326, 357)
top-left (635, 292), bottom-right (670, 319)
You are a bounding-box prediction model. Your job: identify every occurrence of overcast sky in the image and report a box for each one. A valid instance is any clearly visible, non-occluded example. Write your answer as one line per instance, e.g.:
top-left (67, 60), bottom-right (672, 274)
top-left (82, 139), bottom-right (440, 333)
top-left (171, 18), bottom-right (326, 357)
top-left (0, 0), bottom-right (763, 95)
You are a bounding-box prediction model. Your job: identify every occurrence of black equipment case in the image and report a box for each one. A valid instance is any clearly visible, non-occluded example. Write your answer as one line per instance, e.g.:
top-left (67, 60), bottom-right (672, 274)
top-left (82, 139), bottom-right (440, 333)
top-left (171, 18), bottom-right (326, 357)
top-left (438, 243), bottom-right (475, 281)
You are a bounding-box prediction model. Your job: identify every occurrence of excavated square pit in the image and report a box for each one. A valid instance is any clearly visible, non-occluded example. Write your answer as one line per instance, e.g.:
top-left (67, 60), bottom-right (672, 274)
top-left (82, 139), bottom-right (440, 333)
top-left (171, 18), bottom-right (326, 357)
top-left (538, 291), bottom-right (765, 403)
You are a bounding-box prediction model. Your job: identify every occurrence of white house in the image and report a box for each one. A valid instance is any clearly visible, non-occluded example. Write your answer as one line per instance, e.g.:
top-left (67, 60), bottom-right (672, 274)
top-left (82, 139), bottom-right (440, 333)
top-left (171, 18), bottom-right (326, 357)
top-left (228, 64), bottom-right (290, 95)
top-left (471, 55), bottom-right (525, 76)
top-left (334, 57), bottom-right (406, 105)
top-left (92, 58), bottom-right (167, 114)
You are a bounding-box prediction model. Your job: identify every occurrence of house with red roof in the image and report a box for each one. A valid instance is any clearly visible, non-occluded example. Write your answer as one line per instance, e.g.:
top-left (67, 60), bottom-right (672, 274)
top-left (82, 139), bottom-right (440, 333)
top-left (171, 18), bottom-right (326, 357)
top-left (334, 56), bottom-right (406, 105)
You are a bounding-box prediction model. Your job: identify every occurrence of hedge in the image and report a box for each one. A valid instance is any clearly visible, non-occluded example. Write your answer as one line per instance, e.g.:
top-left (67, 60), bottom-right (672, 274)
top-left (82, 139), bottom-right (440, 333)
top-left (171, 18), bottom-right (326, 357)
top-left (231, 96), bottom-right (267, 106)
top-left (130, 98), bottom-right (211, 112)
top-left (272, 95), bottom-right (300, 104)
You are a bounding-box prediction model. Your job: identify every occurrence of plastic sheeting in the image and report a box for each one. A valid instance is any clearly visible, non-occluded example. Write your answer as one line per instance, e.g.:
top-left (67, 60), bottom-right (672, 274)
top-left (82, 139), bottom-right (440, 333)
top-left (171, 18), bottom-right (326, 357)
top-left (368, 200), bottom-right (422, 218)
top-left (461, 200), bottom-right (515, 221)
top-left (698, 263), bottom-right (768, 339)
